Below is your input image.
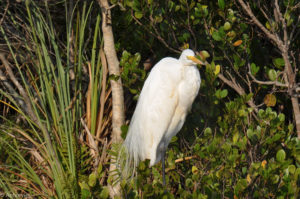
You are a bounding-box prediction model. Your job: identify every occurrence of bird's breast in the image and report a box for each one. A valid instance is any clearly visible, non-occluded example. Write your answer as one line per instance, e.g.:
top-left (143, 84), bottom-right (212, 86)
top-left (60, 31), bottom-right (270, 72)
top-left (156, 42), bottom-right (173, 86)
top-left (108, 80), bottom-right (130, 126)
top-left (178, 66), bottom-right (201, 108)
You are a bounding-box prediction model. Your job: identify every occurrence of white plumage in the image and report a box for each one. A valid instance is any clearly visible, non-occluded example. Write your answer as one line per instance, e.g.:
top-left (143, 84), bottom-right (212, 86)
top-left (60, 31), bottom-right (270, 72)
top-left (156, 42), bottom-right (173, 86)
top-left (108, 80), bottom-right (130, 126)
top-left (122, 49), bottom-right (202, 182)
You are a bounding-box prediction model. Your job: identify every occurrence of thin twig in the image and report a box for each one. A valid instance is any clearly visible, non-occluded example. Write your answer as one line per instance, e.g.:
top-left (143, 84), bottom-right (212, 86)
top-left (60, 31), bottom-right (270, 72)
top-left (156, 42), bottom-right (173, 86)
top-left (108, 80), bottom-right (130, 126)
top-left (131, 10), bottom-right (180, 54)
top-left (218, 73), bottom-right (258, 113)
top-left (175, 155), bottom-right (198, 163)
top-left (81, 118), bottom-right (100, 168)
top-left (248, 72), bottom-right (287, 87)
top-left (237, 0), bottom-right (284, 49)
top-left (274, 0), bottom-right (288, 47)
top-left (0, 0), bottom-right (9, 26)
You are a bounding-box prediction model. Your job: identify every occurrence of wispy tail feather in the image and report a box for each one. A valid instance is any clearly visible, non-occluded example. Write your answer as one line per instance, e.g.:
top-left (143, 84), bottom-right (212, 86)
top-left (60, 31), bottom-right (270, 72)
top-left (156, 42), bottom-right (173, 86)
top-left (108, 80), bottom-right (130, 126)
top-left (115, 144), bottom-right (137, 183)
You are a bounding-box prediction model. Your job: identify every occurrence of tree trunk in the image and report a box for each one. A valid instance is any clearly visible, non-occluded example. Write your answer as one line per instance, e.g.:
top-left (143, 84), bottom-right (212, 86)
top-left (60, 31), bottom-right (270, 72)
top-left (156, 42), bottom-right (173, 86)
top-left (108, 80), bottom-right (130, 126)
top-left (291, 97), bottom-right (300, 138)
top-left (97, 0), bottom-right (125, 197)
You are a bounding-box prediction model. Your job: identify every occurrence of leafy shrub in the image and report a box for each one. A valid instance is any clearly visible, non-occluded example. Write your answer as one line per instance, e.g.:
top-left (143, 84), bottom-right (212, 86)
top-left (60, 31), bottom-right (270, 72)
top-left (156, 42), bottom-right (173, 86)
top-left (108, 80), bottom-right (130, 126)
top-left (121, 96), bottom-right (299, 198)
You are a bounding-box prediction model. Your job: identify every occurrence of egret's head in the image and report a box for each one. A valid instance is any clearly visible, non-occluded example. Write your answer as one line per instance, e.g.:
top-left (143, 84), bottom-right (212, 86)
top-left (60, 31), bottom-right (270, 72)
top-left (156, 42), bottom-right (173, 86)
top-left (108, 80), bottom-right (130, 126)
top-left (179, 49), bottom-right (204, 66)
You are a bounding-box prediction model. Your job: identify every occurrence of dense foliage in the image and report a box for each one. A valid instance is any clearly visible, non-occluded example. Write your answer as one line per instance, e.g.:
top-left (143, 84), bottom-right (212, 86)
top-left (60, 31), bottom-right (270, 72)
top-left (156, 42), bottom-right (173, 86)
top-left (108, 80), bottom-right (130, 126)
top-left (0, 0), bottom-right (299, 198)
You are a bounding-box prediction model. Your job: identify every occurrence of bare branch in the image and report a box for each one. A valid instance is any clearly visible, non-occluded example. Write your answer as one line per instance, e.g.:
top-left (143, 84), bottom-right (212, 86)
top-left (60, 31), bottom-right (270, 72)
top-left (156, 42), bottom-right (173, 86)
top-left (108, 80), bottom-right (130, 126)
top-left (81, 118), bottom-right (100, 168)
top-left (0, 0), bottom-right (9, 27)
top-left (290, 15), bottom-right (300, 41)
top-left (247, 62), bottom-right (288, 88)
top-left (0, 68), bottom-right (25, 108)
top-left (130, 10), bottom-right (180, 54)
top-left (248, 72), bottom-right (287, 87)
top-left (0, 53), bottom-right (35, 117)
top-left (274, 0), bottom-right (288, 47)
top-left (218, 73), bottom-right (258, 113)
top-left (237, 0), bottom-right (300, 137)
top-left (237, 0), bottom-right (284, 49)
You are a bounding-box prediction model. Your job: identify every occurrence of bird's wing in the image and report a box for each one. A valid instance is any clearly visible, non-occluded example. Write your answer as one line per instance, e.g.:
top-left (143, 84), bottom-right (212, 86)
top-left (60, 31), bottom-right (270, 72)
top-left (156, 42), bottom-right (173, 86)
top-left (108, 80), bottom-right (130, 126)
top-left (124, 57), bottom-right (182, 165)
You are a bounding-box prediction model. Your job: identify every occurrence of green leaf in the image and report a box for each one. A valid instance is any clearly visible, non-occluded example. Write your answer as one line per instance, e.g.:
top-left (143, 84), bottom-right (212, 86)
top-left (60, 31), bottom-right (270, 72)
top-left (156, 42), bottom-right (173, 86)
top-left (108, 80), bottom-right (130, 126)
top-left (218, 0), bottom-right (225, 10)
top-left (258, 109), bottom-right (265, 118)
top-left (220, 89), bottom-right (228, 98)
top-left (134, 11), bottom-right (143, 19)
top-left (278, 113), bottom-right (285, 122)
top-left (121, 124), bottom-right (129, 139)
top-left (170, 136), bottom-right (178, 143)
top-left (233, 132), bottom-right (239, 144)
top-left (223, 22), bottom-right (231, 31)
top-left (109, 74), bottom-right (120, 81)
top-left (288, 165), bottom-right (296, 174)
top-left (185, 178), bottom-right (193, 188)
top-left (97, 164), bottom-right (103, 175)
top-left (268, 69), bottom-right (277, 81)
top-left (276, 149), bottom-right (286, 162)
top-left (183, 32), bottom-right (190, 41)
top-left (250, 63), bottom-right (259, 75)
top-left (88, 172), bottom-right (97, 187)
top-left (204, 127), bottom-right (212, 136)
top-left (273, 58), bottom-right (285, 69)
top-left (242, 167), bottom-right (247, 175)
top-left (215, 89), bottom-right (222, 99)
top-left (247, 129), bottom-right (254, 140)
top-left (272, 175), bottom-right (280, 184)
top-left (81, 189), bottom-right (91, 199)
top-left (212, 31), bottom-right (222, 41)
top-left (192, 166), bottom-right (198, 174)
top-left (238, 109), bottom-right (246, 117)
top-left (235, 179), bottom-right (247, 194)
top-left (100, 187), bottom-right (109, 199)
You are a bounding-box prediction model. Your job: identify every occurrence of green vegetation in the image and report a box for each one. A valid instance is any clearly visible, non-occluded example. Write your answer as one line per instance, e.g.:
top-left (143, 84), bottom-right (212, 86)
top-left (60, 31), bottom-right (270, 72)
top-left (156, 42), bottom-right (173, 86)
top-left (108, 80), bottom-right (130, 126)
top-left (0, 0), bottom-right (299, 198)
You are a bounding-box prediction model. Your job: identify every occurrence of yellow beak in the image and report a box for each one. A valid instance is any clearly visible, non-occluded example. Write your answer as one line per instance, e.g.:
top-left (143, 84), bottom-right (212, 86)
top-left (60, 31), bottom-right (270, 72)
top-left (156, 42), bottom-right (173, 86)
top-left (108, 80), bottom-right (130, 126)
top-left (187, 56), bottom-right (205, 65)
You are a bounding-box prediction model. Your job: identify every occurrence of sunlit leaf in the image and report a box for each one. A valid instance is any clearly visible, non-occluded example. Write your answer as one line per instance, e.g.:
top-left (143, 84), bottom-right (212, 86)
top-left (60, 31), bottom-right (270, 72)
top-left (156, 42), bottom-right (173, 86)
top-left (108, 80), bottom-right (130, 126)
top-left (246, 174), bottom-right (251, 184)
top-left (276, 149), bottom-right (286, 162)
top-left (199, 50), bottom-right (210, 60)
top-left (266, 21), bottom-right (271, 29)
top-left (264, 94), bottom-right (276, 107)
top-left (288, 165), bottom-right (296, 174)
top-left (233, 40), bottom-right (242, 46)
top-left (181, 43), bottom-right (189, 49)
top-left (192, 166), bottom-right (198, 174)
top-left (261, 160), bottom-right (267, 169)
top-left (88, 172), bottom-right (97, 187)
top-left (220, 88), bottom-right (227, 98)
top-left (267, 69), bottom-right (277, 81)
top-left (224, 22), bottom-right (231, 30)
top-left (214, 64), bottom-right (221, 75)
top-left (134, 11), bottom-right (143, 19)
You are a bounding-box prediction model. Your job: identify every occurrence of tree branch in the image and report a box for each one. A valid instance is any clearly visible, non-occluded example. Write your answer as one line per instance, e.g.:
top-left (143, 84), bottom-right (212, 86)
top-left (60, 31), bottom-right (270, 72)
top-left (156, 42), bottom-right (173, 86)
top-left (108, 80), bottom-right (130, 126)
top-left (237, 0), bottom-right (300, 137)
top-left (131, 10), bottom-right (180, 54)
top-left (0, 53), bottom-right (34, 117)
top-left (237, 0), bottom-right (284, 49)
top-left (274, 0), bottom-right (288, 47)
top-left (0, 68), bottom-right (26, 109)
top-left (218, 73), bottom-right (258, 113)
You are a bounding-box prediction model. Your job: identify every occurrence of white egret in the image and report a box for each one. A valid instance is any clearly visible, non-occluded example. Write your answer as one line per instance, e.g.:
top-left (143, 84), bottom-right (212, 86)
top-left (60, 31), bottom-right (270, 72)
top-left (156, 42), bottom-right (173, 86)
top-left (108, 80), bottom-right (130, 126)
top-left (122, 49), bottom-right (204, 185)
